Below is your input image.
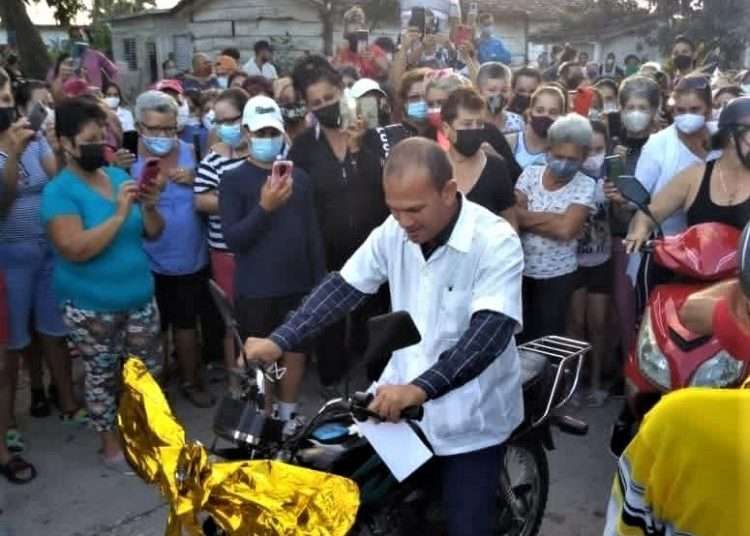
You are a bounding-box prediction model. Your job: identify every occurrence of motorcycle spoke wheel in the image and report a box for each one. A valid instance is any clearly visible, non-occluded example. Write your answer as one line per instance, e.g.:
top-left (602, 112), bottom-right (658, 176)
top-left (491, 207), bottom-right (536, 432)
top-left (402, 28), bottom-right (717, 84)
top-left (496, 442), bottom-right (549, 536)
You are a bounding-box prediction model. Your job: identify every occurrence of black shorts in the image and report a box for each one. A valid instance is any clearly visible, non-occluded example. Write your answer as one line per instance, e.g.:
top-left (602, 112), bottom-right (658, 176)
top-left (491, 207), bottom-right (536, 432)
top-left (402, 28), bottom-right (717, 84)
top-left (153, 268), bottom-right (209, 331)
top-left (574, 259), bottom-right (613, 294)
top-left (235, 294), bottom-right (305, 340)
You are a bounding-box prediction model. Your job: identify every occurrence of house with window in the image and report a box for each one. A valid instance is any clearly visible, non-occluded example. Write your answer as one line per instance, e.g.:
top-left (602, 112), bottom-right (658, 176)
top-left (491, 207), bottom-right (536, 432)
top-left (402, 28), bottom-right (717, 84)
top-left (108, 0), bottom-right (587, 98)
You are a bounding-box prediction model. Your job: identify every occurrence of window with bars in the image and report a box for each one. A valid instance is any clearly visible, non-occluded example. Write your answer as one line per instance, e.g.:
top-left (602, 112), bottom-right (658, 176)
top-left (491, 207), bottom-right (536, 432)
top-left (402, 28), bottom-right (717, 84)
top-left (123, 38), bottom-right (138, 71)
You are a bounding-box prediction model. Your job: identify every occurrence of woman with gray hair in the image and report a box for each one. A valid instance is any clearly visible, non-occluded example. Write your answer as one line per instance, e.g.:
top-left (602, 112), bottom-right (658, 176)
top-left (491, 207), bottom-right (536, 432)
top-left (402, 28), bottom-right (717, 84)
top-left (515, 113), bottom-right (597, 341)
top-left (133, 90), bottom-right (213, 408)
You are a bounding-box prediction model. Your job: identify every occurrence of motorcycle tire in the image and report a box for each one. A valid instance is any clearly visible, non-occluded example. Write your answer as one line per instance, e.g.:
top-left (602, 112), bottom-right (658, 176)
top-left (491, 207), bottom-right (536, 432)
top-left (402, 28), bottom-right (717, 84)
top-left (496, 441), bottom-right (549, 536)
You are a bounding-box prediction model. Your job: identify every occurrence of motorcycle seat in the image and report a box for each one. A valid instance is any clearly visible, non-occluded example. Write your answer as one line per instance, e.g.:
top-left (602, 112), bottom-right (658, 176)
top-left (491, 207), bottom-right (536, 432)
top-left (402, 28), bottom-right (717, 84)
top-left (518, 349), bottom-right (550, 391)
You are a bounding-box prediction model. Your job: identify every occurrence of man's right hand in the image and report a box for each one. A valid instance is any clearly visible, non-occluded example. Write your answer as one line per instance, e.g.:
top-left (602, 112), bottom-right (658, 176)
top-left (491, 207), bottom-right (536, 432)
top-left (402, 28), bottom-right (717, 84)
top-left (259, 175), bottom-right (293, 212)
top-left (242, 337), bottom-right (283, 365)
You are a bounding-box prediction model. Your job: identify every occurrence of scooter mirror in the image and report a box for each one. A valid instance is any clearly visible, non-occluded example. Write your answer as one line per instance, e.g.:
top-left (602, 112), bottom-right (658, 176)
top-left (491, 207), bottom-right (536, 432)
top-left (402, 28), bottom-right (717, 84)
top-left (363, 311), bottom-right (422, 381)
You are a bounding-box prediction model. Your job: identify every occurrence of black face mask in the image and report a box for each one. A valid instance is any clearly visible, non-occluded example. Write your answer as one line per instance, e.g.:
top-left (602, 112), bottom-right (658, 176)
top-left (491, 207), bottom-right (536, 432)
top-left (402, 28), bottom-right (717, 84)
top-left (0, 107), bottom-right (16, 132)
top-left (378, 109), bottom-right (392, 127)
top-left (314, 101), bottom-right (342, 129)
top-left (281, 102), bottom-right (307, 124)
top-left (453, 128), bottom-right (485, 157)
top-left (530, 115), bottom-right (554, 138)
top-left (508, 94), bottom-right (531, 114)
top-left (674, 54), bottom-right (693, 72)
top-left (487, 95), bottom-right (506, 116)
top-left (74, 142), bottom-right (108, 172)
top-left (565, 73), bottom-right (584, 90)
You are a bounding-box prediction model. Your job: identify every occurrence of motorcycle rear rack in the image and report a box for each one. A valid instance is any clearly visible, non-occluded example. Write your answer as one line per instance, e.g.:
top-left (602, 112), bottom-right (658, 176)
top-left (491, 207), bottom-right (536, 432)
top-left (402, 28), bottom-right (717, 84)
top-left (518, 336), bottom-right (590, 427)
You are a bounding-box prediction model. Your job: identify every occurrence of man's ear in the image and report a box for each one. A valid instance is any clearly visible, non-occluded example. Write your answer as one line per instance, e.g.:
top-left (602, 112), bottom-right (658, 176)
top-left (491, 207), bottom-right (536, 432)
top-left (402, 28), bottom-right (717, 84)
top-left (442, 178), bottom-right (458, 202)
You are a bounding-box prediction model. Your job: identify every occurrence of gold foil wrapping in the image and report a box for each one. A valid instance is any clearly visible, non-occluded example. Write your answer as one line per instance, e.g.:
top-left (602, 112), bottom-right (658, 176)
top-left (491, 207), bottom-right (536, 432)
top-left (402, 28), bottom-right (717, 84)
top-left (118, 358), bottom-right (360, 536)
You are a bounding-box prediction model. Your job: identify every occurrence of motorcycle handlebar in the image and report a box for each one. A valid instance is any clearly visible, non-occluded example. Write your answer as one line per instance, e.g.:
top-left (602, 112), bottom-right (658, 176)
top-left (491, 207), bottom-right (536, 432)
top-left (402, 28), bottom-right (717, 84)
top-left (351, 391), bottom-right (424, 422)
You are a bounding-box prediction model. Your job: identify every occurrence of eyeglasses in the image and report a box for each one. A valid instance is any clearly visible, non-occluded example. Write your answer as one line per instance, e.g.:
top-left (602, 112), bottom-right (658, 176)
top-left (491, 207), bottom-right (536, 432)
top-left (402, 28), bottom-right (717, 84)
top-left (213, 115), bottom-right (241, 127)
top-left (140, 124), bottom-right (177, 136)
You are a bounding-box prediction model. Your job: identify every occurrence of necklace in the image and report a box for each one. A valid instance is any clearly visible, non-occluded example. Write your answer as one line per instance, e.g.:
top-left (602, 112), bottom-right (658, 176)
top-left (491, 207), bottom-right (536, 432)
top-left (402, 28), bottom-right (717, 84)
top-left (717, 161), bottom-right (738, 204)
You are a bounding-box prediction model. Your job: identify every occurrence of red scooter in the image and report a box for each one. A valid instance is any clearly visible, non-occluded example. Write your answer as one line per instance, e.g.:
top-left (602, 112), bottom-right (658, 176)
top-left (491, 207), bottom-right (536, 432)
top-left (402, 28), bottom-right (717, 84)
top-left (610, 176), bottom-right (749, 456)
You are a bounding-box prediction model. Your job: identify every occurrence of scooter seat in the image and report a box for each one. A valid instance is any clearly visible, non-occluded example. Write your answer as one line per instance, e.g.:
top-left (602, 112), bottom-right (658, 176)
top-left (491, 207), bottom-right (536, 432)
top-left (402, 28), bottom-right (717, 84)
top-left (518, 349), bottom-right (550, 390)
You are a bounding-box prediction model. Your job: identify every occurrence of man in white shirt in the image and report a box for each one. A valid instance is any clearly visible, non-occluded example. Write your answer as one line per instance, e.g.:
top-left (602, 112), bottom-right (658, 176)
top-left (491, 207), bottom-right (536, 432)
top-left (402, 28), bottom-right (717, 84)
top-left (244, 138), bottom-right (525, 535)
top-left (243, 40), bottom-right (278, 80)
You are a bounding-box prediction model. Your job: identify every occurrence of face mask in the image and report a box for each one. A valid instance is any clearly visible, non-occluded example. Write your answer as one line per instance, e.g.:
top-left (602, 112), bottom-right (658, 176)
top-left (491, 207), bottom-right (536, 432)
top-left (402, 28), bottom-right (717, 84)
top-left (742, 84), bottom-right (750, 96)
top-left (674, 113), bottom-right (706, 134)
top-left (622, 110), bottom-right (651, 133)
top-left (0, 107), bottom-right (16, 132)
top-left (217, 123), bottom-right (243, 148)
top-left (427, 107), bottom-right (442, 129)
top-left (486, 94), bottom-right (505, 116)
top-left (530, 115), bottom-right (554, 138)
top-left (217, 76), bottom-right (229, 89)
top-left (165, 68), bottom-right (179, 78)
top-left (74, 142), bottom-right (108, 172)
top-left (547, 157), bottom-right (580, 181)
top-left (142, 136), bottom-right (175, 157)
top-left (313, 101), bottom-right (342, 129)
top-left (589, 109), bottom-right (602, 122)
top-left (565, 74), bottom-right (584, 91)
top-left (177, 100), bottom-right (190, 130)
top-left (480, 24), bottom-right (493, 38)
top-left (406, 100), bottom-right (428, 121)
top-left (281, 102), bottom-right (307, 124)
top-left (203, 109), bottom-right (215, 130)
top-left (250, 136), bottom-right (284, 162)
top-left (603, 101), bottom-right (619, 114)
top-left (582, 153), bottom-right (605, 176)
top-left (509, 94), bottom-right (531, 114)
top-left (733, 131), bottom-right (750, 170)
top-left (104, 96), bottom-right (120, 110)
top-left (452, 128), bottom-right (485, 157)
top-left (625, 64), bottom-right (639, 76)
top-left (673, 54), bottom-right (693, 72)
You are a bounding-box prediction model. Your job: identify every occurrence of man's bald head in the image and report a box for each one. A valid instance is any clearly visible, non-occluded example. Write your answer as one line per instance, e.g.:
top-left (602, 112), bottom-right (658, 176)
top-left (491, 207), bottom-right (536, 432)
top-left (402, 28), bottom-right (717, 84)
top-left (383, 137), bottom-right (453, 191)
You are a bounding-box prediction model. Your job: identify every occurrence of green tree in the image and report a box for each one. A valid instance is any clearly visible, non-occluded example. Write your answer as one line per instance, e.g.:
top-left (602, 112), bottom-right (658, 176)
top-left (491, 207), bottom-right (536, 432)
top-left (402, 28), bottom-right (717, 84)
top-left (0, 0), bottom-right (52, 79)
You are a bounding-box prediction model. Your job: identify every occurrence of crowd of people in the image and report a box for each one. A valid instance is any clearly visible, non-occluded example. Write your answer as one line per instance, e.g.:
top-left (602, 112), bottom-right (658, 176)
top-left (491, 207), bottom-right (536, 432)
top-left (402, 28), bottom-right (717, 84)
top-left (0, 5), bottom-right (749, 532)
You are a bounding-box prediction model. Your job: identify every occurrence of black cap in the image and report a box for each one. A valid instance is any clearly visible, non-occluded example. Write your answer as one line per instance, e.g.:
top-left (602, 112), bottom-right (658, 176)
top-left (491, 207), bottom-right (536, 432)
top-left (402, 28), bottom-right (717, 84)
top-left (718, 96), bottom-right (750, 131)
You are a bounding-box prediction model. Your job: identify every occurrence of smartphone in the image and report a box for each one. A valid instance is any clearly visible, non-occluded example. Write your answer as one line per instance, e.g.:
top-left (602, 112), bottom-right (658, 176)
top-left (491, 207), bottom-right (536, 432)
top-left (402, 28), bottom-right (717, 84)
top-left (469, 2), bottom-right (479, 16)
top-left (122, 130), bottom-right (139, 156)
top-left (27, 102), bottom-right (48, 132)
top-left (354, 30), bottom-right (369, 54)
top-left (454, 24), bottom-right (473, 46)
top-left (409, 7), bottom-right (426, 35)
top-left (605, 154), bottom-right (625, 183)
top-left (607, 111), bottom-right (623, 140)
top-left (139, 158), bottom-right (160, 190)
top-left (357, 96), bottom-right (380, 129)
top-left (271, 159), bottom-right (293, 186)
top-left (339, 95), bottom-right (357, 131)
top-left (71, 42), bottom-right (88, 74)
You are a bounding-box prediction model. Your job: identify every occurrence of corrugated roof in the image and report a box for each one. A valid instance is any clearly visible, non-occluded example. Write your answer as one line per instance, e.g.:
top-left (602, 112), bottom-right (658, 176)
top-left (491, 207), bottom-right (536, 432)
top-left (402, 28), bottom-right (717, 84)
top-left (476, 0), bottom-right (587, 19)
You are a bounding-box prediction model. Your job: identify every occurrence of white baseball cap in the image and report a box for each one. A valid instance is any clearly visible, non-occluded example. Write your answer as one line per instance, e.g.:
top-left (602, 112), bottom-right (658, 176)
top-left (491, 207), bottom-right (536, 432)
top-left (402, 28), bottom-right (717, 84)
top-left (350, 78), bottom-right (386, 99)
top-left (242, 95), bottom-right (285, 133)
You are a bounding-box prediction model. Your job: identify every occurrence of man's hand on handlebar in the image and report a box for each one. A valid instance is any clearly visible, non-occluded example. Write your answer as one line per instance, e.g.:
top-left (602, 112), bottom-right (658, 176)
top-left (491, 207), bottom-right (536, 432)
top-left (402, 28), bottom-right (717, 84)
top-left (368, 384), bottom-right (427, 423)
top-left (241, 337), bottom-right (283, 366)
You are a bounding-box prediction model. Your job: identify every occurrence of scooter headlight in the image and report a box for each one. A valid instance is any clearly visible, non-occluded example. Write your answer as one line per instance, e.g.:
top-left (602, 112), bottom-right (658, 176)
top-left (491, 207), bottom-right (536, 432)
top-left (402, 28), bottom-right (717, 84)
top-left (637, 312), bottom-right (671, 389)
top-left (690, 351), bottom-right (745, 387)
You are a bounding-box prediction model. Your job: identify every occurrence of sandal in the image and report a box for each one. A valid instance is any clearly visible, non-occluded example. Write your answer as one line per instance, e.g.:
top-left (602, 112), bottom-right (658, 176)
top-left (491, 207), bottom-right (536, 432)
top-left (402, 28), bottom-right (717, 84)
top-left (5, 429), bottom-right (24, 453)
top-left (180, 383), bottom-right (216, 408)
top-left (59, 407), bottom-right (89, 425)
top-left (0, 455), bottom-right (37, 484)
top-left (30, 388), bottom-right (51, 418)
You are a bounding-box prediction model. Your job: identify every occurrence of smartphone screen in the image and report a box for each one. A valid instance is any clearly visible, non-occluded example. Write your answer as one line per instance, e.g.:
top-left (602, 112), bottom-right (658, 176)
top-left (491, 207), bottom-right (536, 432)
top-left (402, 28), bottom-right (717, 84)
top-left (358, 96), bottom-right (380, 129)
top-left (27, 102), bottom-right (48, 132)
top-left (607, 111), bottom-right (623, 141)
top-left (272, 160), bottom-right (293, 186)
top-left (355, 30), bottom-right (369, 54)
top-left (605, 154), bottom-right (625, 183)
top-left (122, 131), bottom-right (139, 155)
top-left (139, 159), bottom-right (160, 189)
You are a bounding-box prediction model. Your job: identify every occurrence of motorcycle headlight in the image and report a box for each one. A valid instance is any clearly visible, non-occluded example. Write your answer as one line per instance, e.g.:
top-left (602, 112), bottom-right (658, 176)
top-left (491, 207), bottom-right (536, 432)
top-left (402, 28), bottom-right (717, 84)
top-left (690, 351), bottom-right (745, 387)
top-left (637, 312), bottom-right (671, 389)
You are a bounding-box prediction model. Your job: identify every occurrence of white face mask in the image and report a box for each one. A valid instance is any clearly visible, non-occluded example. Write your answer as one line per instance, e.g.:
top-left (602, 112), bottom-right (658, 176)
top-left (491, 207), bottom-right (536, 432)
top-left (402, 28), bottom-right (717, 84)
top-left (622, 110), bottom-right (652, 133)
top-left (177, 99), bottom-right (190, 129)
top-left (104, 96), bottom-right (120, 110)
top-left (217, 76), bottom-right (229, 89)
top-left (674, 113), bottom-right (706, 134)
top-left (582, 152), bottom-right (605, 176)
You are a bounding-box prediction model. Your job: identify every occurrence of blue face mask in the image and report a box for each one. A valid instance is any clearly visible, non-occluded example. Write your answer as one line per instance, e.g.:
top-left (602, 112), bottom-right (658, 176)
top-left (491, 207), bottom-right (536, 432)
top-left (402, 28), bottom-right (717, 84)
top-left (142, 136), bottom-right (175, 157)
top-left (547, 157), bottom-right (580, 182)
top-left (250, 136), bottom-right (284, 162)
top-left (406, 100), bottom-right (428, 121)
top-left (217, 123), bottom-right (244, 149)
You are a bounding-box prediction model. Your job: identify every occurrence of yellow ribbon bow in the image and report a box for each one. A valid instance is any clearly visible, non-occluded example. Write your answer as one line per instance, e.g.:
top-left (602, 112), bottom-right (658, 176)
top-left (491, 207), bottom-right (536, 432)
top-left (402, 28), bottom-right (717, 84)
top-left (118, 357), bottom-right (360, 536)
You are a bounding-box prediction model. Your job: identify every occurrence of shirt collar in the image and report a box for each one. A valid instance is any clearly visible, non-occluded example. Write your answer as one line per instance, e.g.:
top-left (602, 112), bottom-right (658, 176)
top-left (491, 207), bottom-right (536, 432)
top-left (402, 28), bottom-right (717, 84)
top-left (415, 195), bottom-right (474, 258)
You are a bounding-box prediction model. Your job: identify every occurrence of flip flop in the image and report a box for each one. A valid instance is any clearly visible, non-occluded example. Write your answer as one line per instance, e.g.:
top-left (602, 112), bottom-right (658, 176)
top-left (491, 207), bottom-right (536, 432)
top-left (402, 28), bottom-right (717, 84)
top-left (5, 429), bottom-right (24, 453)
top-left (0, 455), bottom-right (37, 484)
top-left (59, 407), bottom-right (89, 425)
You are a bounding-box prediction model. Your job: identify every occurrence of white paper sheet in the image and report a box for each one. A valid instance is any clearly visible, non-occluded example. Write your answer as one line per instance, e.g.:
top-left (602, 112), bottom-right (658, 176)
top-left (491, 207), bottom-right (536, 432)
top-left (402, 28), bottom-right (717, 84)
top-left (357, 418), bottom-right (433, 482)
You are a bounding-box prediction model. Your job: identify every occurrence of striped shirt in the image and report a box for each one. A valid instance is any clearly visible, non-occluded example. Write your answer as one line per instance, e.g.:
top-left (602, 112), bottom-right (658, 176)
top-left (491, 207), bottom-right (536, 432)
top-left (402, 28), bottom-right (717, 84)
top-left (0, 136), bottom-right (53, 242)
top-left (193, 150), bottom-right (244, 250)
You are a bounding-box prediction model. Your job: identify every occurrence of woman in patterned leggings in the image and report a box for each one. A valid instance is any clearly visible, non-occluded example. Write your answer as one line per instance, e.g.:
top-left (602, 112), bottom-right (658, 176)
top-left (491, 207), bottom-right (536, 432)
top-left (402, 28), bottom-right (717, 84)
top-left (41, 97), bottom-right (165, 473)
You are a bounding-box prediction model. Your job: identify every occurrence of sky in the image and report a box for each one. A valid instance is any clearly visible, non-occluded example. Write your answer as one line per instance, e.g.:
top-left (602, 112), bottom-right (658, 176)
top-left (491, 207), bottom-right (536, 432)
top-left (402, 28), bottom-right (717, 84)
top-left (27, 0), bottom-right (179, 25)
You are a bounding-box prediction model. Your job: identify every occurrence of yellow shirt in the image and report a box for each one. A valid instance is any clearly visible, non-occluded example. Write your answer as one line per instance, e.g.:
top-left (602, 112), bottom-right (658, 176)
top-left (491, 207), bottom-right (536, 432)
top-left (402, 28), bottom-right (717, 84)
top-left (604, 388), bottom-right (750, 536)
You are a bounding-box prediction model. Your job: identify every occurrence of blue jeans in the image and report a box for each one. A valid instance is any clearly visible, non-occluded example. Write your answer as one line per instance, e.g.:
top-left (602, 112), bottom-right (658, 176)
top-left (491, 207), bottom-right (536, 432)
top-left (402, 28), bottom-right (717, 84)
top-left (441, 443), bottom-right (505, 536)
top-left (0, 240), bottom-right (67, 350)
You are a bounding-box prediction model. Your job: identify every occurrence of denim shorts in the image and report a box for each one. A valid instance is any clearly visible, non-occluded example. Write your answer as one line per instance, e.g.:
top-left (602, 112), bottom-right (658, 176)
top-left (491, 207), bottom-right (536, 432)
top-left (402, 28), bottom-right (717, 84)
top-left (0, 240), bottom-right (68, 350)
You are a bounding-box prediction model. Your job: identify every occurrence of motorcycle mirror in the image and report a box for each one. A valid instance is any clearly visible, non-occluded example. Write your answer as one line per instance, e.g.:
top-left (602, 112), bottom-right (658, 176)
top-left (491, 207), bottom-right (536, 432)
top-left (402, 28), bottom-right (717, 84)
top-left (363, 311), bottom-right (422, 381)
top-left (614, 175), bottom-right (664, 237)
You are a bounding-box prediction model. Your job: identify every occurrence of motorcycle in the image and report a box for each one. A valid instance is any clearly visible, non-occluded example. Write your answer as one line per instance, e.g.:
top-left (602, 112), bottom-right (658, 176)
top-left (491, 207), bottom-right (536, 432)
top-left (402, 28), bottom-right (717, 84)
top-left (204, 281), bottom-right (589, 536)
top-left (609, 176), bottom-right (748, 456)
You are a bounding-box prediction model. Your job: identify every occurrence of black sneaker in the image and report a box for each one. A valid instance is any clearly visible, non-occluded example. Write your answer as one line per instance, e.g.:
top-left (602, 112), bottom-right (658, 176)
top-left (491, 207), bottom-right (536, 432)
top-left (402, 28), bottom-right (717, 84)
top-left (30, 389), bottom-right (51, 418)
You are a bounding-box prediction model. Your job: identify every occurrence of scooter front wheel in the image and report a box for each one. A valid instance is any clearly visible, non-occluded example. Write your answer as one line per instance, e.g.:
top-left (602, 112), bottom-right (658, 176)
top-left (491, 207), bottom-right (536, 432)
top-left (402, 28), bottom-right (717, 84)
top-left (496, 440), bottom-right (549, 536)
